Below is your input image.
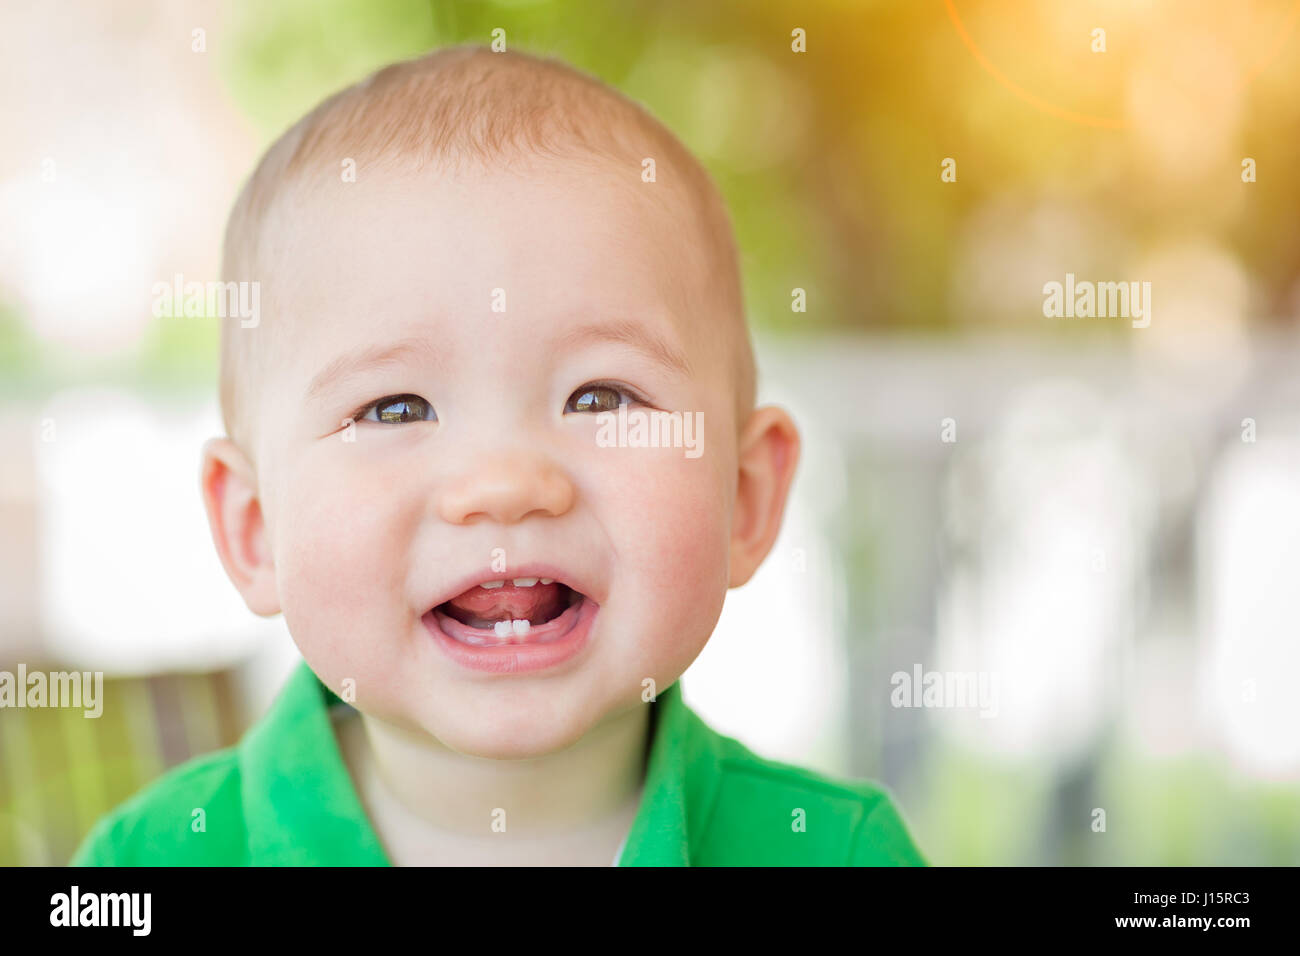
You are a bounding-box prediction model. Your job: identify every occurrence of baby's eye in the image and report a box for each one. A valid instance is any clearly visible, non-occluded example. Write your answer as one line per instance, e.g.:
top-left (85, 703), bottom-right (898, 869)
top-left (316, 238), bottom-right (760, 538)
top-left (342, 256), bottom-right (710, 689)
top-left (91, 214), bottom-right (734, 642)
top-left (565, 383), bottom-right (642, 414)
top-left (360, 394), bottom-right (437, 424)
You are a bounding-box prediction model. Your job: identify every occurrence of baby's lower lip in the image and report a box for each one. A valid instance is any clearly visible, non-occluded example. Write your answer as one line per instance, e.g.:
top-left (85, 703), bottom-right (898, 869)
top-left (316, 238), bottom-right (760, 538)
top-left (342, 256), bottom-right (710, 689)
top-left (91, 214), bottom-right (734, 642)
top-left (423, 595), bottom-right (598, 674)
top-left (434, 594), bottom-right (582, 646)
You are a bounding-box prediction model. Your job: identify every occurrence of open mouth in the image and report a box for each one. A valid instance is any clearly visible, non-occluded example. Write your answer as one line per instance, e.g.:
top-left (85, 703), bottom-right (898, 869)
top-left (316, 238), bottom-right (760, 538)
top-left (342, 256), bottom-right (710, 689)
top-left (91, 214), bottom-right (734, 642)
top-left (431, 578), bottom-right (587, 647)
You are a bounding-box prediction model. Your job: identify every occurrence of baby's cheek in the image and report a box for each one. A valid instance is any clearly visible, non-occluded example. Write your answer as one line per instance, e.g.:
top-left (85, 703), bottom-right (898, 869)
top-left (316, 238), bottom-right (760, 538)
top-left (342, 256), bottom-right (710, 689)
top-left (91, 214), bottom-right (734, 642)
top-left (271, 455), bottom-right (416, 649)
top-left (614, 451), bottom-right (731, 666)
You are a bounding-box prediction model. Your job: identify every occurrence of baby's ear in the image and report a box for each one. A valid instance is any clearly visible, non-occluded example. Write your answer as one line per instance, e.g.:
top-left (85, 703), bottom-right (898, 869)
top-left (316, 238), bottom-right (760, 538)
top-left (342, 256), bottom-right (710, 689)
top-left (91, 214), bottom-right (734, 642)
top-left (728, 405), bottom-right (801, 588)
top-left (200, 438), bottom-right (280, 616)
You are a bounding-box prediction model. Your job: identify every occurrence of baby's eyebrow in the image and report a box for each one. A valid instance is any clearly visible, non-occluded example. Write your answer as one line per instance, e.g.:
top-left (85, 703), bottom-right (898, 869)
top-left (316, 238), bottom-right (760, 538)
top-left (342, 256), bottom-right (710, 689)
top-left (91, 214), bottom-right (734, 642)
top-left (556, 319), bottom-right (692, 377)
top-left (305, 320), bottom-right (690, 403)
top-left (305, 337), bottom-right (444, 403)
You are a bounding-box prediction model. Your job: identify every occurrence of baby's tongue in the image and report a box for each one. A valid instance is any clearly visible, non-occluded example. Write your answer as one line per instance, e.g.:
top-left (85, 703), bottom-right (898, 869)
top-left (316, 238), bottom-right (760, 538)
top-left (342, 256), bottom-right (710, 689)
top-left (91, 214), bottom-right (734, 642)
top-left (442, 582), bottom-right (566, 627)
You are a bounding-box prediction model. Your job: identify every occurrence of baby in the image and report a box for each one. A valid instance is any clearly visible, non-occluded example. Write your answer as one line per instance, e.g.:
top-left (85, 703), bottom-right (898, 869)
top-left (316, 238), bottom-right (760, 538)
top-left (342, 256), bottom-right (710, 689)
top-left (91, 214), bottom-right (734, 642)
top-left (72, 45), bottom-right (926, 866)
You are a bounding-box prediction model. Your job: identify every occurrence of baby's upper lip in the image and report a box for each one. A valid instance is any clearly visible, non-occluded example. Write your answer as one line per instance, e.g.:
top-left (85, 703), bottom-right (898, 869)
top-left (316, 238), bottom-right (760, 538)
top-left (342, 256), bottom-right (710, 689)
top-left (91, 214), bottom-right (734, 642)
top-left (425, 562), bottom-right (601, 614)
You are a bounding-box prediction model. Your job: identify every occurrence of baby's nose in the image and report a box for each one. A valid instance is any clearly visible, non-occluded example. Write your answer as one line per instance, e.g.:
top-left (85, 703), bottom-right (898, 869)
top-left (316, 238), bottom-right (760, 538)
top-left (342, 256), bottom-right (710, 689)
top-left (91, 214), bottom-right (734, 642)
top-left (436, 450), bottom-right (575, 525)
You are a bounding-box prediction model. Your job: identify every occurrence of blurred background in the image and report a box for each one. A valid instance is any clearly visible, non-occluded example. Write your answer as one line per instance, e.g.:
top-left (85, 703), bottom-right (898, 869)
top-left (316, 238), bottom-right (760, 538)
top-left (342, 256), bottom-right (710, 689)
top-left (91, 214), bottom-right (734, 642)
top-left (3, 0), bottom-right (1300, 865)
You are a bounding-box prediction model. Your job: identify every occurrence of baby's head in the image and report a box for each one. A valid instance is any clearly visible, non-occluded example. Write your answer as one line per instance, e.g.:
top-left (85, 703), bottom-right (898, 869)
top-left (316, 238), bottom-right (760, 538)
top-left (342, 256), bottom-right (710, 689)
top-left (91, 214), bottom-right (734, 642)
top-left (202, 45), bottom-right (800, 758)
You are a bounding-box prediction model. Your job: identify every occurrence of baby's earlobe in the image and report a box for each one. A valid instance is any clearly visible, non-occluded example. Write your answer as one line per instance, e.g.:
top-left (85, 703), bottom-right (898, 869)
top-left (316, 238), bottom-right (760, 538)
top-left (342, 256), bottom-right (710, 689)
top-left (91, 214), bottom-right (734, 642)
top-left (199, 438), bottom-right (280, 616)
top-left (728, 406), bottom-right (801, 588)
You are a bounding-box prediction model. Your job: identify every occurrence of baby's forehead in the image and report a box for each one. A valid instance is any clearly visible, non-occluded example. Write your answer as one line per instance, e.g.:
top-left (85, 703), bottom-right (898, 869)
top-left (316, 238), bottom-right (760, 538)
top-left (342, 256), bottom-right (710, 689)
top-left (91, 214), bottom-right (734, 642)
top-left (263, 157), bottom-right (720, 341)
top-left (285, 154), bottom-right (709, 253)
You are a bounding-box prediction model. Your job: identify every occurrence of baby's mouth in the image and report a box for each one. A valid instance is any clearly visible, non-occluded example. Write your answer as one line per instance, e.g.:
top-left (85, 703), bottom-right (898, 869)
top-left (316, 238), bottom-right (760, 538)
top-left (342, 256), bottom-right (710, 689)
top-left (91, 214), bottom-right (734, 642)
top-left (432, 579), bottom-right (585, 646)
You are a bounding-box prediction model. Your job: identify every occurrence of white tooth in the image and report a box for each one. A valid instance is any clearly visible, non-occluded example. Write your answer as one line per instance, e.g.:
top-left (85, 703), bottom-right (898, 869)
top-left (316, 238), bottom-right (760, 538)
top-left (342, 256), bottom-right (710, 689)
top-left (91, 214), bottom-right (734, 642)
top-left (512, 577), bottom-right (539, 587)
top-left (512, 618), bottom-right (531, 636)
top-left (494, 621), bottom-right (513, 638)
top-left (540, 578), bottom-right (554, 585)
top-left (480, 580), bottom-right (506, 589)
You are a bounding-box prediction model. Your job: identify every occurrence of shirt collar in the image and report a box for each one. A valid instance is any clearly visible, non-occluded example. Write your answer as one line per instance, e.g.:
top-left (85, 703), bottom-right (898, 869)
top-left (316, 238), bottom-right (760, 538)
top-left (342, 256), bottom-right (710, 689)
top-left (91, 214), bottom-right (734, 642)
top-left (241, 660), bottom-right (698, 866)
top-left (240, 660), bottom-right (391, 865)
top-left (613, 682), bottom-right (693, 866)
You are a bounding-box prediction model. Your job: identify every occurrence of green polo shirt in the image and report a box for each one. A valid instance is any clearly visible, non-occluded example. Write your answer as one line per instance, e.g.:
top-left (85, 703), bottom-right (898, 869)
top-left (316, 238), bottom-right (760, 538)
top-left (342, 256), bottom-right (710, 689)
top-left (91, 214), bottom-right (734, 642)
top-left (71, 659), bottom-right (927, 866)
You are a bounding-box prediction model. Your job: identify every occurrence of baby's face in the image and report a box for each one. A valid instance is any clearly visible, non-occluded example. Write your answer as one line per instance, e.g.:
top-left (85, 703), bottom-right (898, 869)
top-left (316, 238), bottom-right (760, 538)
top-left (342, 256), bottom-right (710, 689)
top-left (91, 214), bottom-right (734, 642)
top-left (249, 159), bottom-right (741, 757)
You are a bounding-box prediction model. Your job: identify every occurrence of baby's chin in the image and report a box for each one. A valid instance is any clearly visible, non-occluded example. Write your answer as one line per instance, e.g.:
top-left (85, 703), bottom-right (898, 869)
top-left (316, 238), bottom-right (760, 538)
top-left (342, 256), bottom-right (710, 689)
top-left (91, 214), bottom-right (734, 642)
top-left (428, 723), bottom-right (596, 761)
top-left (384, 684), bottom-right (637, 760)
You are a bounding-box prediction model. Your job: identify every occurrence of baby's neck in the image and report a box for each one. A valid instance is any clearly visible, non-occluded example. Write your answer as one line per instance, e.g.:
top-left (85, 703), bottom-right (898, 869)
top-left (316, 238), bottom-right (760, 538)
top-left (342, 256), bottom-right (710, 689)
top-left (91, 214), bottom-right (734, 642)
top-left (333, 702), bottom-right (650, 865)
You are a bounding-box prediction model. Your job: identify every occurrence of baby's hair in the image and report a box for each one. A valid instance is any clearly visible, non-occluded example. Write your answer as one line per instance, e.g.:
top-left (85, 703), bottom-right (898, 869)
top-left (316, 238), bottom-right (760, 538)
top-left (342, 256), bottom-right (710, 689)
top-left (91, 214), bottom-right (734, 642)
top-left (220, 43), bottom-right (755, 455)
